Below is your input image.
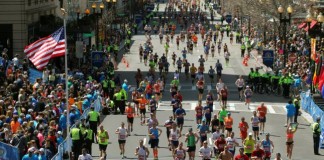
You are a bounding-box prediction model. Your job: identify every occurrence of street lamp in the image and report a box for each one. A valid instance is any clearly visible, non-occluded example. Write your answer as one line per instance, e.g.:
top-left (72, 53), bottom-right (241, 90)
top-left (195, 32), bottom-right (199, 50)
top-left (278, 5), bottom-right (293, 68)
top-left (92, 2), bottom-right (104, 49)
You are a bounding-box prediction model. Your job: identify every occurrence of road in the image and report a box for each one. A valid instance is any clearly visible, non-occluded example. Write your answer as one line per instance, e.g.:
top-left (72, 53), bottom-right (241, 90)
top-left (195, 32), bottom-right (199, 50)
top-left (90, 2), bottom-right (323, 160)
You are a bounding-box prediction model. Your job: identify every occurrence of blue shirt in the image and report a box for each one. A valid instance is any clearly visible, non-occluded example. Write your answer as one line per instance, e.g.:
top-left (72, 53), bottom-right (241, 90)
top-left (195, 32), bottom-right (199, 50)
top-left (286, 104), bottom-right (295, 116)
top-left (22, 154), bottom-right (38, 160)
top-left (38, 154), bottom-right (46, 160)
top-left (57, 136), bottom-right (64, 145)
top-left (122, 83), bottom-right (129, 92)
top-left (198, 124), bottom-right (209, 135)
top-left (59, 115), bottom-right (67, 130)
top-left (69, 113), bottom-right (76, 125)
top-left (175, 108), bottom-right (186, 118)
top-left (82, 99), bottom-right (90, 111)
top-left (150, 127), bottom-right (159, 139)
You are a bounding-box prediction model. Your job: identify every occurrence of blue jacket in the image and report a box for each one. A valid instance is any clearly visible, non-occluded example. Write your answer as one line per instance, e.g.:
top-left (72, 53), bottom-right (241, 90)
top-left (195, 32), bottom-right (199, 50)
top-left (286, 104), bottom-right (295, 116)
top-left (59, 115), bottom-right (67, 130)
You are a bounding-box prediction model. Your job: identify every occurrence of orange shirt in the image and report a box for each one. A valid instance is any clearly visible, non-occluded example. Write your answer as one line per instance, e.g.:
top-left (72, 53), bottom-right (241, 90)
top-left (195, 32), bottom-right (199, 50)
top-left (224, 117), bottom-right (233, 129)
top-left (10, 121), bottom-right (20, 134)
top-left (125, 107), bottom-right (134, 118)
top-left (137, 98), bottom-right (148, 109)
top-left (257, 106), bottom-right (267, 118)
top-left (239, 122), bottom-right (248, 133)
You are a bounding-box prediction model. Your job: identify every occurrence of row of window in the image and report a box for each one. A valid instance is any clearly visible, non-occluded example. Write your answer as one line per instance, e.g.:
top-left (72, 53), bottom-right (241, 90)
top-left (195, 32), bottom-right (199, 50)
top-left (28, 0), bottom-right (54, 6)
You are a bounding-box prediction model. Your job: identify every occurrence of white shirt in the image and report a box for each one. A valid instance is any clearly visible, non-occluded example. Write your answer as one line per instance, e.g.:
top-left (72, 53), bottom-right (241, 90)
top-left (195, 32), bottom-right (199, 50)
top-left (226, 137), bottom-right (238, 151)
top-left (216, 82), bottom-right (225, 92)
top-left (235, 79), bottom-right (245, 88)
top-left (212, 131), bottom-right (221, 141)
top-left (78, 154), bottom-right (92, 160)
top-left (137, 146), bottom-right (147, 160)
top-left (12, 57), bottom-right (19, 66)
top-left (199, 146), bottom-right (212, 159)
top-left (118, 127), bottom-right (127, 140)
top-left (170, 128), bottom-right (179, 141)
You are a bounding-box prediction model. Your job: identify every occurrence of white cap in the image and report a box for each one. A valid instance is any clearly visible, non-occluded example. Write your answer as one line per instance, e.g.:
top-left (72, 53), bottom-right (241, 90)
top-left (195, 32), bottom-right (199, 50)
top-left (28, 147), bottom-right (36, 152)
top-left (124, 79), bottom-right (128, 83)
top-left (39, 148), bottom-right (44, 152)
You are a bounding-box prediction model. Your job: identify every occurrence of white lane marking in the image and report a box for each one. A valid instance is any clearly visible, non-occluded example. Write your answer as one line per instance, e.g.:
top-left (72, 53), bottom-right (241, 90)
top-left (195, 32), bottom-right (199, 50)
top-left (207, 85), bottom-right (211, 91)
top-left (213, 104), bottom-right (216, 111)
top-left (191, 102), bottom-right (197, 110)
top-left (267, 105), bottom-right (275, 114)
top-left (282, 105), bottom-right (287, 113)
top-left (209, 137), bottom-right (213, 146)
top-left (229, 103), bottom-right (235, 111)
top-left (192, 86), bottom-right (196, 90)
top-left (178, 86), bottom-right (182, 90)
top-left (143, 138), bottom-right (147, 146)
top-left (249, 105), bottom-right (256, 111)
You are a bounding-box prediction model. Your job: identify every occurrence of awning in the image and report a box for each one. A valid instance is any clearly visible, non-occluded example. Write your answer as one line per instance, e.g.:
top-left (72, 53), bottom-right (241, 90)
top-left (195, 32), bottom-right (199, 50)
top-left (304, 20), bottom-right (318, 32)
top-left (298, 22), bottom-right (306, 29)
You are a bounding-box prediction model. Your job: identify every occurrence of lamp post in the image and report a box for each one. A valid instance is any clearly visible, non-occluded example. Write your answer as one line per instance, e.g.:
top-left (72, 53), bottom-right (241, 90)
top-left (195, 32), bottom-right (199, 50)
top-left (278, 5), bottom-right (293, 68)
top-left (91, 2), bottom-right (104, 49)
top-left (306, 10), bottom-right (324, 93)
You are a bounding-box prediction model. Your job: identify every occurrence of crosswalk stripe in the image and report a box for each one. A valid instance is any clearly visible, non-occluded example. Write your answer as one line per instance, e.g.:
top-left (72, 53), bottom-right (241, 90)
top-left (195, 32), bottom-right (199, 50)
top-left (209, 137), bottom-right (213, 146)
top-left (249, 105), bottom-right (256, 111)
top-left (192, 86), bottom-right (196, 90)
top-left (191, 102), bottom-right (197, 110)
top-left (178, 86), bottom-right (181, 90)
top-left (267, 105), bottom-right (275, 114)
top-left (143, 138), bottom-right (147, 146)
top-left (229, 103), bottom-right (235, 111)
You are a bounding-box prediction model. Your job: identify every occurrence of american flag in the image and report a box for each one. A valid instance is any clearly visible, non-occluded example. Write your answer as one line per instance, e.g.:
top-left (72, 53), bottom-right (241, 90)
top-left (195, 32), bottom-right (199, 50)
top-left (24, 27), bottom-right (65, 70)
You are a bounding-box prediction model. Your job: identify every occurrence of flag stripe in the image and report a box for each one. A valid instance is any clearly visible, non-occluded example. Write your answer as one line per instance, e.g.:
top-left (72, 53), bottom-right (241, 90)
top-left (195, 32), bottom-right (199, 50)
top-left (24, 27), bottom-right (65, 70)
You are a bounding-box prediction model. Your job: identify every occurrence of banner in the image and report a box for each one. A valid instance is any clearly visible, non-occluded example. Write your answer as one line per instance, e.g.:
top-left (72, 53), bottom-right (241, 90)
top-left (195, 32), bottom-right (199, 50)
top-left (0, 142), bottom-right (19, 160)
top-left (311, 38), bottom-right (316, 60)
top-left (92, 51), bottom-right (104, 68)
top-left (28, 67), bottom-right (43, 83)
top-left (262, 50), bottom-right (274, 67)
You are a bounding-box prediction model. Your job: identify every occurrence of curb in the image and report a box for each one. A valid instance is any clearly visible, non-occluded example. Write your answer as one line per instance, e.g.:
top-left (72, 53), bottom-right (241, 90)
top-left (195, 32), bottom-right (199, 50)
top-left (301, 109), bottom-right (314, 125)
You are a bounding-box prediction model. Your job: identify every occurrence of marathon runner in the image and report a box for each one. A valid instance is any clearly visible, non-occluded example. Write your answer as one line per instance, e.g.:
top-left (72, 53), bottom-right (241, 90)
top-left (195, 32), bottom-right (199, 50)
top-left (199, 140), bottom-right (212, 160)
top-left (260, 133), bottom-right (274, 160)
top-left (173, 142), bottom-right (186, 160)
top-left (235, 75), bottom-right (245, 101)
top-left (125, 103), bottom-right (134, 136)
top-left (218, 106), bottom-right (228, 133)
top-left (218, 146), bottom-right (234, 160)
top-left (175, 103), bottom-right (186, 135)
top-left (251, 111), bottom-right (260, 140)
top-left (243, 133), bottom-right (256, 158)
top-left (169, 123), bottom-right (181, 154)
top-left (135, 139), bottom-right (150, 160)
top-left (195, 101), bottom-right (204, 124)
top-left (214, 133), bottom-right (226, 158)
top-left (185, 128), bottom-right (199, 160)
top-left (164, 116), bottom-right (175, 148)
top-left (257, 102), bottom-right (267, 134)
top-left (226, 132), bottom-right (239, 156)
top-left (115, 122), bottom-right (128, 159)
top-left (198, 120), bottom-right (210, 147)
top-left (238, 117), bottom-right (249, 144)
top-left (148, 123), bottom-right (162, 160)
top-left (234, 148), bottom-right (249, 160)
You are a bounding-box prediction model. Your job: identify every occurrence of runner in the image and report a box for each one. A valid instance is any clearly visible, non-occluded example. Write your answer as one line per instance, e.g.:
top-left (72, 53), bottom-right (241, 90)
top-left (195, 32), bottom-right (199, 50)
top-left (214, 133), bottom-right (226, 159)
top-left (211, 114), bottom-right (220, 133)
top-left (97, 125), bottom-right (109, 159)
top-left (153, 80), bottom-right (161, 103)
top-left (149, 96), bottom-right (158, 116)
top-left (215, 60), bottom-right (223, 81)
top-left (164, 116), bottom-right (175, 148)
top-left (190, 63), bottom-right (198, 84)
top-left (220, 85), bottom-right (228, 107)
top-left (185, 128), bottom-right (199, 160)
top-left (171, 95), bottom-right (180, 120)
top-left (203, 102), bottom-right (212, 126)
top-left (251, 144), bottom-right (265, 160)
top-left (137, 94), bottom-right (148, 124)
top-left (173, 142), bottom-right (186, 160)
top-left (175, 103), bottom-right (186, 135)
top-left (148, 123), bottom-right (162, 160)
top-left (216, 79), bottom-right (225, 102)
top-left (198, 120), bottom-right (210, 147)
top-left (147, 113), bottom-right (159, 134)
top-left (238, 117), bottom-right (249, 144)
top-left (196, 77), bottom-right (205, 101)
top-left (234, 148), bottom-right (249, 160)
top-left (115, 122), bottom-right (128, 159)
top-left (218, 106), bottom-right (228, 133)
top-left (244, 86), bottom-right (253, 109)
top-left (286, 123), bottom-right (297, 160)
top-left (135, 139), bottom-right (150, 160)
top-left (199, 140), bottom-right (212, 160)
top-left (257, 102), bottom-right (267, 134)
top-left (169, 123), bottom-right (181, 154)
top-left (206, 91), bottom-right (214, 113)
top-left (208, 66), bottom-right (215, 84)
top-left (224, 112), bottom-right (233, 137)
top-left (219, 146), bottom-right (234, 160)
top-left (226, 132), bottom-right (239, 156)
top-left (195, 101), bottom-right (204, 124)
top-left (260, 133), bottom-right (274, 160)
top-left (243, 133), bottom-right (255, 159)
top-left (235, 75), bottom-right (245, 101)
top-left (132, 90), bottom-right (140, 115)
top-left (125, 103), bottom-right (134, 136)
top-left (251, 111), bottom-right (260, 140)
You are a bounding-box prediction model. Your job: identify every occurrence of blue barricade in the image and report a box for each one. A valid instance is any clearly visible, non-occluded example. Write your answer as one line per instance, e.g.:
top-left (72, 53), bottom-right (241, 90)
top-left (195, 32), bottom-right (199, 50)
top-left (0, 141), bottom-right (20, 160)
top-left (300, 91), bottom-right (324, 149)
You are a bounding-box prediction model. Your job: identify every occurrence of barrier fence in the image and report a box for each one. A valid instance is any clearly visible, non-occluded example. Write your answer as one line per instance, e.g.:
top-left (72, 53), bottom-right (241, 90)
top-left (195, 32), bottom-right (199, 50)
top-left (300, 91), bottom-right (324, 149)
top-left (51, 96), bottom-right (101, 160)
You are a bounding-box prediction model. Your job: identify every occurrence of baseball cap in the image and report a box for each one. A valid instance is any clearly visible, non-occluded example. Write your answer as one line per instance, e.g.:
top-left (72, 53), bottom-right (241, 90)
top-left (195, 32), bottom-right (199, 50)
top-left (248, 132), bottom-right (253, 136)
top-left (39, 148), bottom-right (44, 152)
top-left (57, 131), bottom-right (62, 135)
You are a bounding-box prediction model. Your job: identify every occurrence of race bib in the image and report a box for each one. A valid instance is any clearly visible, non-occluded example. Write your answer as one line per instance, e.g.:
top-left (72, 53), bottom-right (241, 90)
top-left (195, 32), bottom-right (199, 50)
top-left (120, 134), bottom-right (126, 140)
top-left (201, 133), bottom-right (206, 136)
top-left (171, 134), bottom-right (177, 140)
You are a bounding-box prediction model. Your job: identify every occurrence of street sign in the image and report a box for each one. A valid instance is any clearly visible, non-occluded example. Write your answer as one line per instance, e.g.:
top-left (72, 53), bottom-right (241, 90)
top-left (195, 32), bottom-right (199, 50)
top-left (262, 50), bottom-right (274, 67)
top-left (226, 15), bottom-right (232, 24)
top-left (92, 51), bottom-right (104, 68)
top-left (288, 53), bottom-right (297, 62)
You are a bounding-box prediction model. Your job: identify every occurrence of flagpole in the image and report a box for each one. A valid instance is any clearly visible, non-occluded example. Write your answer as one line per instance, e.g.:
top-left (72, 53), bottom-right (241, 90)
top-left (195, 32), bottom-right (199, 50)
top-left (61, 8), bottom-right (71, 152)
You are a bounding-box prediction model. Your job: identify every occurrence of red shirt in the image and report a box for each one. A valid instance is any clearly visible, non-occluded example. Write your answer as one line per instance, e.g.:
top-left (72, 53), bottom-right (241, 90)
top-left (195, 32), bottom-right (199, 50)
top-left (239, 122), bottom-right (248, 133)
top-left (221, 89), bottom-right (228, 98)
top-left (251, 149), bottom-right (265, 158)
top-left (215, 138), bottom-right (226, 152)
top-left (234, 154), bottom-right (249, 160)
top-left (257, 106), bottom-right (267, 118)
top-left (195, 105), bottom-right (203, 117)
